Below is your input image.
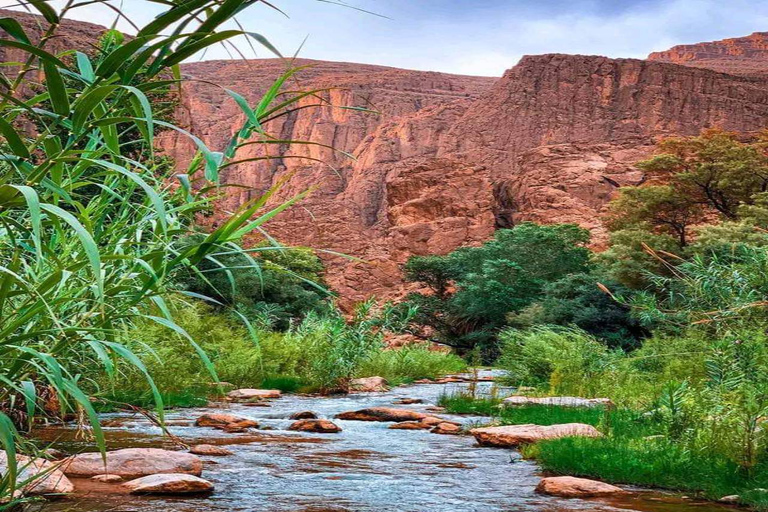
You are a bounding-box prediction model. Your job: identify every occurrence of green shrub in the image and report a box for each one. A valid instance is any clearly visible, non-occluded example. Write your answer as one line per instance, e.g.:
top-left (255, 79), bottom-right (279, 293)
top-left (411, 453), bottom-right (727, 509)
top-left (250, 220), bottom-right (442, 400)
top-left (357, 345), bottom-right (467, 386)
top-left (496, 326), bottom-right (616, 395)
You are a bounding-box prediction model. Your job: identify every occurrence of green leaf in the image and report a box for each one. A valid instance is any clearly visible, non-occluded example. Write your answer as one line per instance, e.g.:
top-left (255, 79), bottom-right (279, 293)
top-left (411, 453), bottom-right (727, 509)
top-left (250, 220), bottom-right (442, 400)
top-left (0, 117), bottom-right (29, 159)
top-left (42, 61), bottom-right (70, 116)
top-left (0, 18), bottom-right (31, 44)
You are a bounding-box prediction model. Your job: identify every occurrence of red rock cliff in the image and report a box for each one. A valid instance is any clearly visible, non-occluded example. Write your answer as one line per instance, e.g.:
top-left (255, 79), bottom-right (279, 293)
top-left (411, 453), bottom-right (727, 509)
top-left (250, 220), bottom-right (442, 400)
top-left (648, 32), bottom-right (768, 77)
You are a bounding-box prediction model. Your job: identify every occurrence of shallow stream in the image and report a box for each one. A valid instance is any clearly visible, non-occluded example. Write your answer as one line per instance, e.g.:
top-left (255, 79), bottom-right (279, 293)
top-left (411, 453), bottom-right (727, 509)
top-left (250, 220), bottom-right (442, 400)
top-left (32, 374), bottom-right (735, 512)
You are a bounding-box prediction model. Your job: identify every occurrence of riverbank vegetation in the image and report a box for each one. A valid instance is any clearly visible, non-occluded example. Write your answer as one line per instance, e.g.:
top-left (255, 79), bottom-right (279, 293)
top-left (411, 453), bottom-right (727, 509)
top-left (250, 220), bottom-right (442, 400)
top-left (426, 129), bottom-right (768, 509)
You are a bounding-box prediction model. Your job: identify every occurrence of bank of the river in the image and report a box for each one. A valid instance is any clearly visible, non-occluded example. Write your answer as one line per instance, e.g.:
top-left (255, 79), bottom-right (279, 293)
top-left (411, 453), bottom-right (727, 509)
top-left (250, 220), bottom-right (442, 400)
top-left (30, 374), bottom-right (735, 512)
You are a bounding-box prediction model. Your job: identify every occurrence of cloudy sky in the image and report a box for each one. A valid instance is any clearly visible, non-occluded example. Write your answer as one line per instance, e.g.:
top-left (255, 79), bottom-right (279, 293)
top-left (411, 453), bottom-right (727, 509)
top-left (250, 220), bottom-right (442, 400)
top-left (3, 0), bottom-right (768, 76)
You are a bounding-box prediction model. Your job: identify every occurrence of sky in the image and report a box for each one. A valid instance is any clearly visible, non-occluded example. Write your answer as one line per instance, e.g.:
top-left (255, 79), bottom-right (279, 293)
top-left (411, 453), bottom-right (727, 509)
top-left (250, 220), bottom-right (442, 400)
top-left (3, 0), bottom-right (768, 76)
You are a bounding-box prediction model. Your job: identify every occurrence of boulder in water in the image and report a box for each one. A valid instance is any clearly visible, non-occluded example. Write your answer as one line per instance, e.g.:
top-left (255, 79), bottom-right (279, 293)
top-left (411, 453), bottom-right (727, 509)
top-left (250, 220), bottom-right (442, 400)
top-left (335, 407), bottom-right (427, 422)
top-left (189, 444), bottom-right (233, 456)
top-left (62, 448), bottom-right (202, 478)
top-left (123, 473), bottom-right (214, 495)
top-left (535, 476), bottom-right (625, 498)
top-left (227, 389), bottom-right (281, 400)
top-left (431, 422), bottom-right (462, 435)
top-left (289, 411), bottom-right (318, 420)
top-left (471, 423), bottom-right (602, 447)
top-left (288, 419), bottom-right (342, 433)
top-left (194, 413), bottom-right (258, 431)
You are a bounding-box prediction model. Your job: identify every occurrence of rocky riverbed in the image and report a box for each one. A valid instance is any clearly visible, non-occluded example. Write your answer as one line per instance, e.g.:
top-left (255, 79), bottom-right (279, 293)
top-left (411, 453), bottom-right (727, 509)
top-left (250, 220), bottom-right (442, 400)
top-left (28, 373), bottom-right (735, 512)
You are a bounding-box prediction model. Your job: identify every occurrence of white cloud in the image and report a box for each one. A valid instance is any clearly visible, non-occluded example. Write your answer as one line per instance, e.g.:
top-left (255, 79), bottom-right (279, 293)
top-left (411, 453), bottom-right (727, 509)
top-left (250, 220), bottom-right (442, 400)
top-left (2, 0), bottom-right (768, 76)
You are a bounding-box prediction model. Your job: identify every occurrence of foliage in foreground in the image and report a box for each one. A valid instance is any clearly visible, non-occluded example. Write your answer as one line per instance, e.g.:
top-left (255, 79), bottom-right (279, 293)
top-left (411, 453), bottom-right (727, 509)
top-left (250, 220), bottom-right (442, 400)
top-left (0, 0), bottom-right (334, 498)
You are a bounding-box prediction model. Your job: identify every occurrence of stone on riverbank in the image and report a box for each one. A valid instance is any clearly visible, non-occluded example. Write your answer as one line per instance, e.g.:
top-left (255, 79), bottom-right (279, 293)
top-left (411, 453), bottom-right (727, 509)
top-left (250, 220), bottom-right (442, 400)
top-left (471, 423), bottom-right (602, 447)
top-left (62, 448), bottom-right (202, 479)
top-left (227, 389), bottom-right (282, 400)
top-left (335, 407), bottom-right (428, 423)
top-left (289, 411), bottom-right (318, 420)
top-left (535, 476), bottom-right (625, 498)
top-left (349, 377), bottom-right (389, 392)
top-left (123, 474), bottom-right (214, 495)
top-left (503, 396), bottom-right (613, 408)
top-left (288, 419), bottom-right (342, 433)
top-left (421, 416), bottom-right (458, 427)
top-left (0, 453), bottom-right (73, 496)
top-left (195, 413), bottom-right (259, 431)
top-left (190, 444), bottom-right (233, 456)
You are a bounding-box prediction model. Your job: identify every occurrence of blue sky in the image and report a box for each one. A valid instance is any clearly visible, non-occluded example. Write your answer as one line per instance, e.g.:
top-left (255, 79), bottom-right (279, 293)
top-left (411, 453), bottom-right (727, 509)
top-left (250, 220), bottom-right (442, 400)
top-left (4, 0), bottom-right (768, 76)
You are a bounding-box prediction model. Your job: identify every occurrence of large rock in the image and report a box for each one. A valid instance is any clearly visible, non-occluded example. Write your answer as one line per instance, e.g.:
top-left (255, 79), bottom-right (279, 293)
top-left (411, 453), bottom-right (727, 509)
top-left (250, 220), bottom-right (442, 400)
top-left (123, 474), bottom-right (214, 495)
top-left (62, 448), bottom-right (203, 478)
top-left (535, 476), bottom-right (625, 498)
top-left (0, 453), bottom-right (73, 496)
top-left (227, 389), bottom-right (281, 400)
top-left (503, 396), bottom-right (614, 408)
top-left (194, 413), bottom-right (259, 431)
top-left (288, 419), bottom-right (342, 433)
top-left (335, 407), bottom-right (428, 423)
top-left (471, 423), bottom-right (603, 448)
top-left (349, 376), bottom-right (389, 392)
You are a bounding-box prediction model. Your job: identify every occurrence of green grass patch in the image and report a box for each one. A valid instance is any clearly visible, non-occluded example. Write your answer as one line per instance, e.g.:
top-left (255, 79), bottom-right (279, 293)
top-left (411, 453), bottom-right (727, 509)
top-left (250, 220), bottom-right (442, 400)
top-left (438, 395), bottom-right (503, 415)
top-left (356, 345), bottom-right (467, 385)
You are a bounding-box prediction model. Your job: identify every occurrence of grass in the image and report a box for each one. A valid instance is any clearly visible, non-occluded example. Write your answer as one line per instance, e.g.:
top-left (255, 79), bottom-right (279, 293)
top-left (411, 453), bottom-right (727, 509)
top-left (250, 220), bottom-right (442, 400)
top-left (529, 422), bottom-right (768, 509)
top-left (94, 388), bottom-right (212, 412)
top-left (356, 345), bottom-right (467, 386)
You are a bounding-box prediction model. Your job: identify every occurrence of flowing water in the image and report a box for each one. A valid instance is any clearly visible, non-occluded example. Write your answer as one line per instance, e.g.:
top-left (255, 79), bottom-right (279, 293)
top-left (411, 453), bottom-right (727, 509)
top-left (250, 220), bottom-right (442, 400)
top-left (32, 374), bottom-right (735, 512)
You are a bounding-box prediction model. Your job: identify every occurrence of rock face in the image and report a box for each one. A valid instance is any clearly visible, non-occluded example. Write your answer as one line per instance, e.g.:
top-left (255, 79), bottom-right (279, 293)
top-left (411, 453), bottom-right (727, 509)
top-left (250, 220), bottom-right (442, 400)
top-left (503, 396), bottom-right (614, 408)
top-left (0, 453), bottom-right (74, 496)
top-left (123, 474), bottom-right (214, 495)
top-left (161, 54), bottom-right (768, 301)
top-left (335, 407), bottom-right (428, 423)
top-left (62, 448), bottom-right (203, 479)
top-left (470, 423), bottom-right (603, 448)
top-left (535, 476), bottom-right (625, 498)
top-left (649, 32), bottom-right (768, 77)
top-left (5, 10), bottom-right (768, 301)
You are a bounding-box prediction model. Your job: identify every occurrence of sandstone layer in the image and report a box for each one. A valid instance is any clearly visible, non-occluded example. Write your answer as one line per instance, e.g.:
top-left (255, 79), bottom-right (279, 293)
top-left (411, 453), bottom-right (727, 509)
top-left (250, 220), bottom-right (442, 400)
top-left (649, 32), bottom-right (768, 77)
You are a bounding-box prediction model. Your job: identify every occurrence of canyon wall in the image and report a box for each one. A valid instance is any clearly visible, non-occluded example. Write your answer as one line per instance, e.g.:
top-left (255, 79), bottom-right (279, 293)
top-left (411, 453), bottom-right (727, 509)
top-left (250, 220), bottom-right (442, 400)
top-left (3, 10), bottom-right (768, 303)
top-left (162, 53), bottom-right (768, 302)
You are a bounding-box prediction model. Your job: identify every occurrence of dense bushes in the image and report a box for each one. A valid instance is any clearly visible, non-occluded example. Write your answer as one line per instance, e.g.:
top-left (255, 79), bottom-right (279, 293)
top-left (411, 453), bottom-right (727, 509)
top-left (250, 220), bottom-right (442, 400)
top-left (99, 298), bottom-right (464, 400)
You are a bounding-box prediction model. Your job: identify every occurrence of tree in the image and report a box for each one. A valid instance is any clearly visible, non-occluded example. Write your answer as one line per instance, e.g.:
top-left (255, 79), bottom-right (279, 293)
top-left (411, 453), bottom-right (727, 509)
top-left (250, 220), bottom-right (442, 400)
top-left (404, 223), bottom-right (591, 358)
top-left (638, 129), bottom-right (768, 220)
top-left (511, 272), bottom-right (649, 351)
top-left (605, 185), bottom-right (701, 247)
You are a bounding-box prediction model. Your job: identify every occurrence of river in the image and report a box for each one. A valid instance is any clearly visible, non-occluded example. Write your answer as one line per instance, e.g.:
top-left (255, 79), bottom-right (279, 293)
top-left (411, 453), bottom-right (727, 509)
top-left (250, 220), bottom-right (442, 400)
top-left (30, 374), bottom-right (734, 512)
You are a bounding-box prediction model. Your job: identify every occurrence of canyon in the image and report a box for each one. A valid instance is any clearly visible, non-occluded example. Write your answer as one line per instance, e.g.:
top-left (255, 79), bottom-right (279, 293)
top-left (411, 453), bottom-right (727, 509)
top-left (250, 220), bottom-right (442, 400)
top-left (3, 11), bottom-right (768, 302)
